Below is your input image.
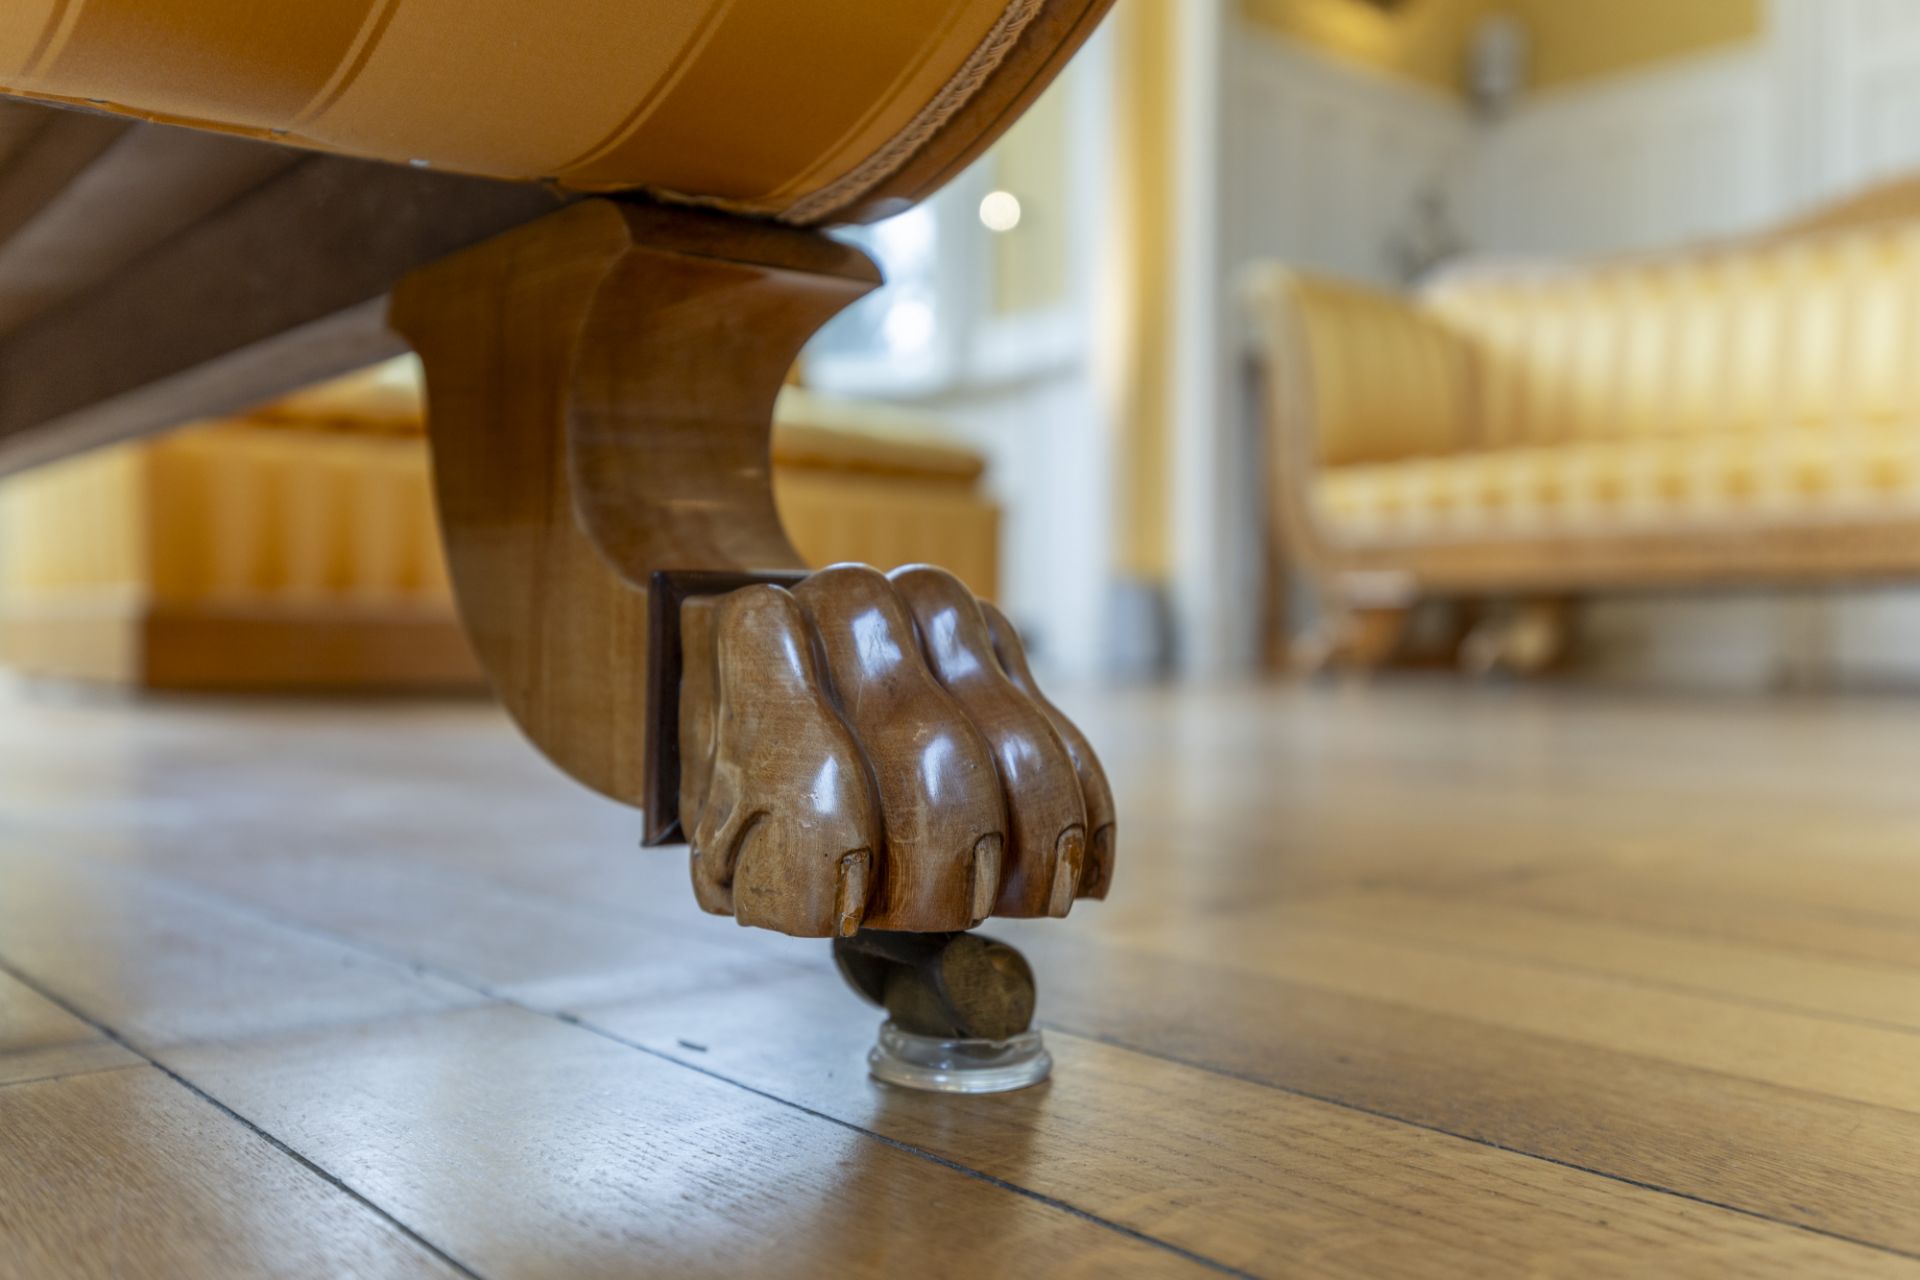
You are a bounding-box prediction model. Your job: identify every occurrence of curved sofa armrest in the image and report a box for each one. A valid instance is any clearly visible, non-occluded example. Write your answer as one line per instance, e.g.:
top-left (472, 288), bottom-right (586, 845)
top-left (1241, 264), bottom-right (1476, 560)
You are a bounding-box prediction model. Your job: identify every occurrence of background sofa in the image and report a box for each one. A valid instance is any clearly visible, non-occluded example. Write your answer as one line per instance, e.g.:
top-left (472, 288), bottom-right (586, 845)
top-left (1248, 184), bottom-right (1920, 672)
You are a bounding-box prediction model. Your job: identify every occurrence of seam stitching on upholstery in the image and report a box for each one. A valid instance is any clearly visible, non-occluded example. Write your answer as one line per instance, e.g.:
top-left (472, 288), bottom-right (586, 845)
top-left (778, 0), bottom-right (1046, 225)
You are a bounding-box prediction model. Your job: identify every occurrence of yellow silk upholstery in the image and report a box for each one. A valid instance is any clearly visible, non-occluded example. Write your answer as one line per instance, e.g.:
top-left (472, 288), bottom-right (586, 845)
top-left (1256, 220), bottom-right (1920, 544)
top-left (1277, 273), bottom-right (1475, 466)
top-left (0, 0), bottom-right (1038, 221)
top-left (0, 375), bottom-right (1001, 685)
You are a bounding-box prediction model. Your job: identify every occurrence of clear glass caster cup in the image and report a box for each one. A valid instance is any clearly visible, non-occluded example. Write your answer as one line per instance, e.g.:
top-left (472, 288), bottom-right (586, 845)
top-left (867, 1019), bottom-right (1052, 1093)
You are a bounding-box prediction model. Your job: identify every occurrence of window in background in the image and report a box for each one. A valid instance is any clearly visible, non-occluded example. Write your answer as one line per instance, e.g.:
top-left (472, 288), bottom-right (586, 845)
top-left (806, 56), bottom-right (1093, 399)
top-left (988, 73), bottom-right (1072, 320)
top-left (804, 202), bottom-right (948, 390)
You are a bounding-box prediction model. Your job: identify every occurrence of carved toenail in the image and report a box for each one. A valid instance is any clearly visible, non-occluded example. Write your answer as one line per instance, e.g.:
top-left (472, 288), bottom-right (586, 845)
top-left (1047, 825), bottom-right (1086, 917)
top-left (970, 833), bottom-right (1004, 924)
top-left (835, 849), bottom-right (872, 937)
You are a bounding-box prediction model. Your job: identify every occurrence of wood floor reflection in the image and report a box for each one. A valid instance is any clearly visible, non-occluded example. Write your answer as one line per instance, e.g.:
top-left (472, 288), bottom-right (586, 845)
top-left (1, 680), bottom-right (1916, 1277)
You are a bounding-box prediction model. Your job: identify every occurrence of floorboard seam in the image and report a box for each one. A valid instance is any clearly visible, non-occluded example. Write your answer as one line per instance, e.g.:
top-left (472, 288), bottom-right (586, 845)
top-left (1415, 882), bottom-right (1920, 976)
top-left (0, 957), bottom-right (492, 1280)
top-left (1259, 914), bottom-right (1920, 1038)
top-left (0, 1058), bottom-right (146, 1092)
top-left (35, 847), bottom-right (1917, 1271)
top-left (1041, 1019), bottom-right (1920, 1264)
top-left (555, 1012), bottom-right (1259, 1280)
top-left (34, 868), bottom-right (1259, 1278)
top-left (7, 867), bottom-right (1259, 1274)
top-left (1028, 933), bottom-right (1920, 1117)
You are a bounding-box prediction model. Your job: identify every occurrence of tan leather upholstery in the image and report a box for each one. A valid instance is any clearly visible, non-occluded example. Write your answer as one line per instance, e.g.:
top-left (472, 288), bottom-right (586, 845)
top-left (1251, 219), bottom-right (1920, 547)
top-left (0, 0), bottom-right (1042, 221)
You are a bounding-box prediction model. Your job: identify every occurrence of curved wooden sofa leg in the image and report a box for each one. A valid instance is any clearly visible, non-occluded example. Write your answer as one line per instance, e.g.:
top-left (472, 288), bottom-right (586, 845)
top-left (388, 199), bottom-right (871, 813)
top-left (388, 198), bottom-right (1115, 943)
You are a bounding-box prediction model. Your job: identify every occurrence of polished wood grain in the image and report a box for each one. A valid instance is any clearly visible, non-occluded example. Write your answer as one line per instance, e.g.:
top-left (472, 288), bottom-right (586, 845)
top-left (167, 1003), bottom-right (1196, 1280)
top-left (0, 969), bottom-right (138, 1088)
top-left (3, 683), bottom-right (1919, 1276)
top-left (892, 565), bottom-right (1090, 917)
top-left (389, 199), bottom-right (874, 812)
top-left (791, 566), bottom-right (1008, 931)
top-left (396, 203), bottom-right (1110, 937)
top-left (680, 564), bottom-right (1112, 936)
top-left (582, 974), bottom-right (1912, 1280)
top-left (0, 1066), bottom-right (466, 1278)
top-left (0, 118), bottom-right (296, 339)
top-left (683, 584), bottom-right (882, 937)
top-left (983, 600), bottom-right (1116, 898)
top-left (0, 153), bottom-right (561, 476)
top-left (0, 845), bottom-right (476, 1050)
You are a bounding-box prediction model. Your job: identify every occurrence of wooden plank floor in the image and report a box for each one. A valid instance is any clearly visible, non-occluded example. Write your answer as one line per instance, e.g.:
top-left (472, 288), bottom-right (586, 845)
top-left (1, 678), bottom-right (1917, 1277)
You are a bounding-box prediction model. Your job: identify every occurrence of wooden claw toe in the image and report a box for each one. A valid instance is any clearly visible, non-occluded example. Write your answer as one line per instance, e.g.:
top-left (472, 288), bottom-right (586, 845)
top-left (1046, 826), bottom-right (1086, 918)
top-left (680, 564), bottom-right (1116, 936)
top-left (970, 834), bottom-right (1003, 925)
top-left (982, 600), bottom-right (1117, 900)
top-left (889, 565), bottom-right (1089, 918)
top-left (683, 585), bottom-right (882, 937)
top-left (834, 850), bottom-right (872, 938)
top-left (794, 564), bottom-right (1009, 932)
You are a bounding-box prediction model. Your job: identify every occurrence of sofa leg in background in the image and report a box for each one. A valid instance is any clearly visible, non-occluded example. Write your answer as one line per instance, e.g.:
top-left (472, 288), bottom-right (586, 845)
top-left (1296, 571), bottom-right (1419, 673)
top-left (1327, 604), bottom-right (1413, 671)
top-left (1460, 597), bottom-right (1576, 677)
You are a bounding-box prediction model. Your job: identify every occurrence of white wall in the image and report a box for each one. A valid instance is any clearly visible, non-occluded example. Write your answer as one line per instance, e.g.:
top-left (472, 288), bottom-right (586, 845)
top-left (1459, 1), bottom-right (1920, 254)
top-left (1775, 0), bottom-right (1920, 206)
top-left (1462, 47), bottom-right (1779, 256)
top-left (1226, 35), bottom-right (1473, 284)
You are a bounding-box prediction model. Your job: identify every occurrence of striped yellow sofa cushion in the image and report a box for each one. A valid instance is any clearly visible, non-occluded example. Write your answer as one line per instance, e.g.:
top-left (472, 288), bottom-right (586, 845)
top-left (1256, 220), bottom-right (1920, 544)
top-left (0, 0), bottom-right (1042, 221)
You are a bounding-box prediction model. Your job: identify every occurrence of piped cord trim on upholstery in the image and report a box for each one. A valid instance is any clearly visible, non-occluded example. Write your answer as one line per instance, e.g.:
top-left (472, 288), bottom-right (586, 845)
top-left (778, 0), bottom-right (1045, 225)
top-left (0, 0), bottom-right (1049, 228)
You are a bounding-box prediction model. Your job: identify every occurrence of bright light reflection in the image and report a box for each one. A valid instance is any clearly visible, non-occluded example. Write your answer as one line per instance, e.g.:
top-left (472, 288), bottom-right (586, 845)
top-left (979, 190), bottom-right (1023, 232)
top-left (920, 736), bottom-right (954, 803)
top-left (930, 610), bottom-right (981, 678)
top-left (810, 756), bottom-right (840, 814)
top-left (852, 607), bottom-right (903, 668)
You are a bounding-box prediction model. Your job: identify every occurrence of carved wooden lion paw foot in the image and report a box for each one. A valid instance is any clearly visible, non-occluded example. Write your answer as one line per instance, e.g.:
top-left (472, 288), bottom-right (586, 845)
top-left (678, 563), bottom-right (1115, 938)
